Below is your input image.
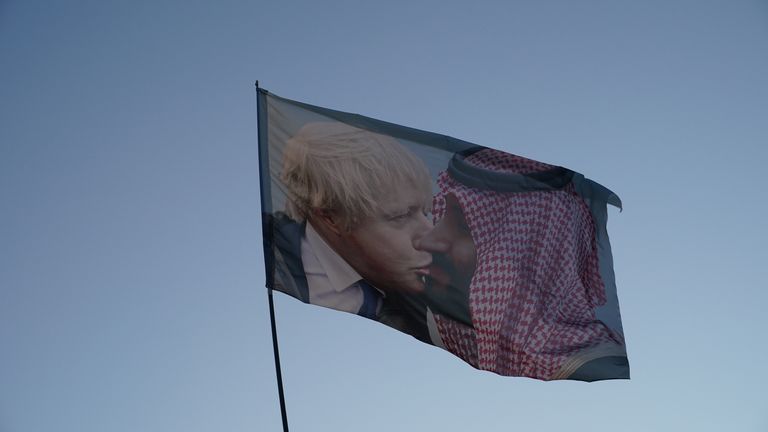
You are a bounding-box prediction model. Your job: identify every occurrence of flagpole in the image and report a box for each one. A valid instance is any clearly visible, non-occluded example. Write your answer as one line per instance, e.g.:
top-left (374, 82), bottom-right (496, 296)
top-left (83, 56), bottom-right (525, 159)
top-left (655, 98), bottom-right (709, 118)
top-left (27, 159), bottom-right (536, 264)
top-left (256, 80), bottom-right (290, 432)
top-left (268, 287), bottom-right (290, 432)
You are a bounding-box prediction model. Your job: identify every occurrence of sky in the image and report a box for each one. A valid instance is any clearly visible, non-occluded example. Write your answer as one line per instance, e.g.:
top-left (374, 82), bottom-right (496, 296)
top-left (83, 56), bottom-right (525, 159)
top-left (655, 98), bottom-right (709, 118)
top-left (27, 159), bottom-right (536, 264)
top-left (1, 1), bottom-right (767, 431)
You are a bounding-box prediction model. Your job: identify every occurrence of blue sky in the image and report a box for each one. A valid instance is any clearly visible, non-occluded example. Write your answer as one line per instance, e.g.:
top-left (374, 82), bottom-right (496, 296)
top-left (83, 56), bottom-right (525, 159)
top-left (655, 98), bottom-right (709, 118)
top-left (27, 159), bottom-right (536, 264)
top-left (1, 1), bottom-right (767, 431)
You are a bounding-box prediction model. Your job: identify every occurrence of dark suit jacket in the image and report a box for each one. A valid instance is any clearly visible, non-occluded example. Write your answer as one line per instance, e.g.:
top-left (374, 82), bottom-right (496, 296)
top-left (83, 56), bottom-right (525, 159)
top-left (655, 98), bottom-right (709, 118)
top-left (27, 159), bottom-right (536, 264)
top-left (268, 212), bottom-right (310, 303)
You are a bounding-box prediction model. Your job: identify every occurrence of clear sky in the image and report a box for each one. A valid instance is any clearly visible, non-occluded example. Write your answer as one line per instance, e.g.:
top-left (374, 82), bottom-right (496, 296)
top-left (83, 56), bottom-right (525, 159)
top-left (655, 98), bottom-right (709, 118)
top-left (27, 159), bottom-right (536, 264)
top-left (1, 1), bottom-right (767, 431)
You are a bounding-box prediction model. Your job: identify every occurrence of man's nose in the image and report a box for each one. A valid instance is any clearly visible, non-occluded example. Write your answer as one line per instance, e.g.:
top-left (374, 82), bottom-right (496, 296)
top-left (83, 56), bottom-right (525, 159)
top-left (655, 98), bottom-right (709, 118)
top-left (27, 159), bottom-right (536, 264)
top-left (415, 211), bottom-right (432, 233)
top-left (412, 212), bottom-right (432, 246)
top-left (414, 222), bottom-right (449, 253)
top-left (412, 211), bottom-right (433, 241)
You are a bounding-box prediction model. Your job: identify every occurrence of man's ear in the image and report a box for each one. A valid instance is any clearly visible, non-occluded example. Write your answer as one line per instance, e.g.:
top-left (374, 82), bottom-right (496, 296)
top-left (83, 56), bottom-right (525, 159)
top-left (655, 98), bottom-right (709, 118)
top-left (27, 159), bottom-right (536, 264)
top-left (313, 209), bottom-right (343, 236)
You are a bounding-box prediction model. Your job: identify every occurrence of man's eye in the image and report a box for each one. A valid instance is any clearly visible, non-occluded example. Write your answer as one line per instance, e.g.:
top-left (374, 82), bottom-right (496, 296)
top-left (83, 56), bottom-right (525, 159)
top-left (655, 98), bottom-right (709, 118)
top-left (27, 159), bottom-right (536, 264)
top-left (388, 208), bottom-right (416, 221)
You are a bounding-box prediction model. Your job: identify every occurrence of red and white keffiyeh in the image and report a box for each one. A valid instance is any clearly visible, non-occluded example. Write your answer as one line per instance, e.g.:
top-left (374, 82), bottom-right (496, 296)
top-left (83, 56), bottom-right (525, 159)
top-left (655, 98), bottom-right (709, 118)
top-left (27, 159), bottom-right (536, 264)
top-left (433, 149), bottom-right (624, 380)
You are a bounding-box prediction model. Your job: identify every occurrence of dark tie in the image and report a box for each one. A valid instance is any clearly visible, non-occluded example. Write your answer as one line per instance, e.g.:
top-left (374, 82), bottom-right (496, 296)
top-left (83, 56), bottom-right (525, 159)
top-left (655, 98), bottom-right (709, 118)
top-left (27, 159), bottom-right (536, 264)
top-left (357, 280), bottom-right (379, 319)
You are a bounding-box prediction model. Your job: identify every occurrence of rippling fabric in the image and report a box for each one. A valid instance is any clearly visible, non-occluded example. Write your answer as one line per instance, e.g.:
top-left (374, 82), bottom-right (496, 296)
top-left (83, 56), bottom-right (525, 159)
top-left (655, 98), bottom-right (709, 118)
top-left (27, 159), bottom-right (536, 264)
top-left (433, 149), bottom-right (625, 380)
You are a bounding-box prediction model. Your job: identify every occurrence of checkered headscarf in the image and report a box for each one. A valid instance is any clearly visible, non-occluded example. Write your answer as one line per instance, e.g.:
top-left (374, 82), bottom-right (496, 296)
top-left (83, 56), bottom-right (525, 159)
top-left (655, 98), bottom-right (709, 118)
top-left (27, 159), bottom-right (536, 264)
top-left (432, 149), bottom-right (624, 380)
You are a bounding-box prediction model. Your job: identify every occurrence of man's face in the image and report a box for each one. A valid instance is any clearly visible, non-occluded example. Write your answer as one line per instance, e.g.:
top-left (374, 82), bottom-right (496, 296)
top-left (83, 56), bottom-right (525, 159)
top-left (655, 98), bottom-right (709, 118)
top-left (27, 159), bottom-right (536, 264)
top-left (336, 186), bottom-right (433, 294)
top-left (415, 193), bottom-right (477, 295)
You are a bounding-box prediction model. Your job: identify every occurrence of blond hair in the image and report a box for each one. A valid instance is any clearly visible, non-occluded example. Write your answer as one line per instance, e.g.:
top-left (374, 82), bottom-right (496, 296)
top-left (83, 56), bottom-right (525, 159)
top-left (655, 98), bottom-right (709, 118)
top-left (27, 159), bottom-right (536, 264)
top-left (281, 122), bottom-right (431, 230)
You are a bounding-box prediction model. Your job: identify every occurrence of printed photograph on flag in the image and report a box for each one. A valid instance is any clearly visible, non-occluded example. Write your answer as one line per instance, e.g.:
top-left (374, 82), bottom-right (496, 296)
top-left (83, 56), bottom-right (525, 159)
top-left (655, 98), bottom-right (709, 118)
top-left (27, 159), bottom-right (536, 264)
top-left (257, 88), bottom-right (629, 382)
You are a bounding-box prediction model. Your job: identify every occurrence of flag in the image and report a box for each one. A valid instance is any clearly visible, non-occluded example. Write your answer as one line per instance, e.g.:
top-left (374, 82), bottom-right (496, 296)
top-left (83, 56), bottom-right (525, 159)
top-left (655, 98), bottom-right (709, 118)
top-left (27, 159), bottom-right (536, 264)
top-left (257, 88), bottom-right (629, 382)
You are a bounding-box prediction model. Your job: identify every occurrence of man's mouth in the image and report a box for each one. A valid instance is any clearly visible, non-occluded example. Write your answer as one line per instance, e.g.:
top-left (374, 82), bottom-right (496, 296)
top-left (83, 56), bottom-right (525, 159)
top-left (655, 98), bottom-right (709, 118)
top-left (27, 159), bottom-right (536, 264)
top-left (425, 263), bottom-right (451, 290)
top-left (415, 267), bottom-right (430, 286)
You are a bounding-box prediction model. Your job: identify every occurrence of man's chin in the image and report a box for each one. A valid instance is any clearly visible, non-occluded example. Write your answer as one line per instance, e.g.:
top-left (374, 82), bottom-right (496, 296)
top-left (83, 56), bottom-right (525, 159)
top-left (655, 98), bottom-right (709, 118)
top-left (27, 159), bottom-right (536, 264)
top-left (393, 278), bottom-right (427, 296)
top-left (368, 278), bottom-right (424, 296)
top-left (401, 281), bottom-right (427, 295)
top-left (425, 280), bottom-right (450, 297)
